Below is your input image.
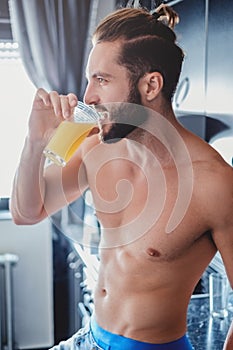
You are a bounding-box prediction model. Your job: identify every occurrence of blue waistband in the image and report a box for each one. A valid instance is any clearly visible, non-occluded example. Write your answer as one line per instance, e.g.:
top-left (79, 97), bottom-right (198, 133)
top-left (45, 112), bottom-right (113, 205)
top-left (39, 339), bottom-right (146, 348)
top-left (90, 317), bottom-right (193, 350)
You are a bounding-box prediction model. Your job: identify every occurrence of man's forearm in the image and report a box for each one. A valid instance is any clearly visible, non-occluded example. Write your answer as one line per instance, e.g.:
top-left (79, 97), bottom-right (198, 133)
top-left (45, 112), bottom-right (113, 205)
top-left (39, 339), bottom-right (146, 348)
top-left (10, 136), bottom-right (47, 224)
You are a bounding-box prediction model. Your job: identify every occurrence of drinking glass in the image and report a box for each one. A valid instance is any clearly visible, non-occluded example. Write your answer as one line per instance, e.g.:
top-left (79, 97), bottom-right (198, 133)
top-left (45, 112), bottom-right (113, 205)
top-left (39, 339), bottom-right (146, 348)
top-left (43, 101), bottom-right (99, 167)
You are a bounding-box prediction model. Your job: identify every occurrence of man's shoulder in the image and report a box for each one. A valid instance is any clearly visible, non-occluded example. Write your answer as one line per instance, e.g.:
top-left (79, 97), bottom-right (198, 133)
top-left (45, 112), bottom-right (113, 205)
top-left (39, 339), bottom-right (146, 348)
top-left (195, 153), bottom-right (233, 227)
top-left (194, 150), bottom-right (232, 192)
top-left (213, 159), bottom-right (232, 204)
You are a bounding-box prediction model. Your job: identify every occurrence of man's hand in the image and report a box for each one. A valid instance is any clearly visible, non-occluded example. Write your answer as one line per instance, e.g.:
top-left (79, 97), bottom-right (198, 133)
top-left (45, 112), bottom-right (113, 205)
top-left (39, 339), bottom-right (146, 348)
top-left (28, 88), bottom-right (78, 144)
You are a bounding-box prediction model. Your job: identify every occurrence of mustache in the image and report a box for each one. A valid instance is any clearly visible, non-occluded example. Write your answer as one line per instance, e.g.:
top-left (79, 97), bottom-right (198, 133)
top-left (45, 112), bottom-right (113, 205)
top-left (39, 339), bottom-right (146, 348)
top-left (96, 103), bottom-right (148, 123)
top-left (93, 105), bottom-right (109, 120)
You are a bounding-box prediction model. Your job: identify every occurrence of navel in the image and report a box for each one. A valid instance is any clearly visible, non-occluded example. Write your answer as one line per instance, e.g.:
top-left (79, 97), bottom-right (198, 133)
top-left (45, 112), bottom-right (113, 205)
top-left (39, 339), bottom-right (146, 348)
top-left (101, 288), bottom-right (107, 295)
top-left (146, 247), bottom-right (161, 258)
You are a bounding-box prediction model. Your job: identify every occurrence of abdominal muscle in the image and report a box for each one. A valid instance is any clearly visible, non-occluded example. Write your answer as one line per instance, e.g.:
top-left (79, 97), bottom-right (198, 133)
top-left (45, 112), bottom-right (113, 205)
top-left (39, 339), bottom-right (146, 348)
top-left (93, 241), bottom-right (197, 344)
top-left (88, 195), bottom-right (215, 343)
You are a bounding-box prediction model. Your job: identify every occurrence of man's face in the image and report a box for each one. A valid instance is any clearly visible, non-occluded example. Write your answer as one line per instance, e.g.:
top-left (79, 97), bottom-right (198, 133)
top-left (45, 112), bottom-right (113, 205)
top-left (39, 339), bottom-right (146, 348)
top-left (84, 41), bottom-right (143, 142)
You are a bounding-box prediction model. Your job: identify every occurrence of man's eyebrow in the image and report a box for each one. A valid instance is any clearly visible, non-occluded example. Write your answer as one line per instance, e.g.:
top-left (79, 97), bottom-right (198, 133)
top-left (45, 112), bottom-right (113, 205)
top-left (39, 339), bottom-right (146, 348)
top-left (86, 71), bottom-right (114, 80)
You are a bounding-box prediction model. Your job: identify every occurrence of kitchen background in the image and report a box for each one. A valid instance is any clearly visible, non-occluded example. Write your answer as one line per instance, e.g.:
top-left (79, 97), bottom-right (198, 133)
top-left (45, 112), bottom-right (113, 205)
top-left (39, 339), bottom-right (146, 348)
top-left (0, 0), bottom-right (232, 349)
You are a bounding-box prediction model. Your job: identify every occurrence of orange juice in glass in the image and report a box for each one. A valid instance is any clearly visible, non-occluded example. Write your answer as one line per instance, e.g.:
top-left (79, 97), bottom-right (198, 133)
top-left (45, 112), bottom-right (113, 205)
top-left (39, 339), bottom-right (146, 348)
top-left (43, 102), bottom-right (99, 167)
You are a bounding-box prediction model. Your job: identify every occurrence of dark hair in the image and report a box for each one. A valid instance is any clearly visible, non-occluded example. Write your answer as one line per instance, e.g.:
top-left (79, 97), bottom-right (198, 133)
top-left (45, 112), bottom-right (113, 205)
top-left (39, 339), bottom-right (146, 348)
top-left (93, 5), bottom-right (184, 101)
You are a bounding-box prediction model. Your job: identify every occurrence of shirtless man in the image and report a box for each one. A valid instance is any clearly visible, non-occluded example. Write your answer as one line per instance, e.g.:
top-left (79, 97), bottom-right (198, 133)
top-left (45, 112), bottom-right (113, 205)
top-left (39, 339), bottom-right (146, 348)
top-left (10, 4), bottom-right (233, 350)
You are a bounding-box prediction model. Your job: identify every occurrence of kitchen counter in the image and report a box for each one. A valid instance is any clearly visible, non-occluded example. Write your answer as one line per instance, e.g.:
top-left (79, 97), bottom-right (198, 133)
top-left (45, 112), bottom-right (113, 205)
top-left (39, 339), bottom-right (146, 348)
top-left (187, 294), bottom-right (233, 350)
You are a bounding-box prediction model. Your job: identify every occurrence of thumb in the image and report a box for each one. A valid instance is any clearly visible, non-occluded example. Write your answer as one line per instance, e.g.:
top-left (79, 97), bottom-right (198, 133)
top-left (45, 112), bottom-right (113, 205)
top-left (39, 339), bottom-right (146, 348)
top-left (87, 126), bottom-right (100, 137)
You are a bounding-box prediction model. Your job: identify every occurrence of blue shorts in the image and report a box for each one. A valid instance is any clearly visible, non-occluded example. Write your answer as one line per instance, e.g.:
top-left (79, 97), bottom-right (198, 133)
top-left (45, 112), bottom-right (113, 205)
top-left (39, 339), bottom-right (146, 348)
top-left (91, 317), bottom-right (193, 350)
top-left (49, 316), bottom-right (193, 350)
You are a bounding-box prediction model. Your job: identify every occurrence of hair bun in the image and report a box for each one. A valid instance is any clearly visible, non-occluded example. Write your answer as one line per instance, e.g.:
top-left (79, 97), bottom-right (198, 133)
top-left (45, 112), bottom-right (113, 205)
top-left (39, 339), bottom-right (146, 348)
top-left (151, 4), bottom-right (179, 29)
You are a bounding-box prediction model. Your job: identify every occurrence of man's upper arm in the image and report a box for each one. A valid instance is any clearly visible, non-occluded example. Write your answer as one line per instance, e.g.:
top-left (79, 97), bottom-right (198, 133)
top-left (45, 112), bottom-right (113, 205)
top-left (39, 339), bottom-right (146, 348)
top-left (211, 168), bottom-right (233, 286)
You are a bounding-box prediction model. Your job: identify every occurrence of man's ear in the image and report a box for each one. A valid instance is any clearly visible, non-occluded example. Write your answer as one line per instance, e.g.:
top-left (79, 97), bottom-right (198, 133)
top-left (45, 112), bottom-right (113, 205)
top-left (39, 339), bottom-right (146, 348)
top-left (138, 72), bottom-right (163, 102)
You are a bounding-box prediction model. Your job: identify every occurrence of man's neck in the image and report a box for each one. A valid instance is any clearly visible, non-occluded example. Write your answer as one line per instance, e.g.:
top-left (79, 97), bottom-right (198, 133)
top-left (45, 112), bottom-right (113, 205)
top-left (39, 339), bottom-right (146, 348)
top-left (126, 104), bottom-right (185, 166)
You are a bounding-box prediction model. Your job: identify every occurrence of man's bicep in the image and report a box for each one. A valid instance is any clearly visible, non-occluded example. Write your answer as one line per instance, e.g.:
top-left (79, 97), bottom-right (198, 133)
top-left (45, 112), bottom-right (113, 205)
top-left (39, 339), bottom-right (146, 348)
top-left (212, 220), bottom-right (233, 287)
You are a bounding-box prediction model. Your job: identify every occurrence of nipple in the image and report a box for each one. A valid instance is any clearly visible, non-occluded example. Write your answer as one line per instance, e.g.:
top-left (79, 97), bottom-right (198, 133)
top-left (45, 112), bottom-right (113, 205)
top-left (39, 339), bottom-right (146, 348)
top-left (146, 247), bottom-right (161, 257)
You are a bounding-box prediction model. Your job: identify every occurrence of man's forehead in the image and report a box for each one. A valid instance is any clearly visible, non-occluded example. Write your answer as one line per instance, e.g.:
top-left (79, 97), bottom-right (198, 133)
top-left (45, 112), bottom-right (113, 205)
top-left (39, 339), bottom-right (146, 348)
top-left (85, 41), bottom-right (122, 78)
top-left (88, 40), bottom-right (121, 62)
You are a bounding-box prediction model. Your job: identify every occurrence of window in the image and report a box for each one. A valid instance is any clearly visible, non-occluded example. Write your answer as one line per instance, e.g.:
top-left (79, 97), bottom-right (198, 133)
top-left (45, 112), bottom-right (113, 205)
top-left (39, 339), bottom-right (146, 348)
top-left (0, 42), bottom-right (36, 197)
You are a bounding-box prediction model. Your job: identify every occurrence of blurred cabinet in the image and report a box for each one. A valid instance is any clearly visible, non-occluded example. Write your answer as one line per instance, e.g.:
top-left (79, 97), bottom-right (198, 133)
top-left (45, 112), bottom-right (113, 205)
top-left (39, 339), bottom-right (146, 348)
top-left (172, 0), bottom-right (233, 137)
top-left (172, 0), bottom-right (206, 115)
top-left (0, 217), bottom-right (54, 349)
top-left (206, 0), bottom-right (233, 116)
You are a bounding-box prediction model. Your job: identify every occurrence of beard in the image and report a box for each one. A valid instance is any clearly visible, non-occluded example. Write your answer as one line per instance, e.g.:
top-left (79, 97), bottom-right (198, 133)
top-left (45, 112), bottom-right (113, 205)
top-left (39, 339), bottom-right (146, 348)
top-left (100, 85), bottom-right (148, 143)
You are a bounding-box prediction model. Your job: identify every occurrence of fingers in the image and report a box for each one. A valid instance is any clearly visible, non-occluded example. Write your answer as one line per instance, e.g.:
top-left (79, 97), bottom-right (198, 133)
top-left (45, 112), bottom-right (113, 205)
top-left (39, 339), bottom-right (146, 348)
top-left (35, 88), bottom-right (51, 106)
top-left (87, 126), bottom-right (100, 137)
top-left (34, 88), bottom-right (78, 119)
top-left (67, 93), bottom-right (78, 107)
top-left (49, 91), bottom-right (63, 117)
top-left (60, 93), bottom-right (78, 119)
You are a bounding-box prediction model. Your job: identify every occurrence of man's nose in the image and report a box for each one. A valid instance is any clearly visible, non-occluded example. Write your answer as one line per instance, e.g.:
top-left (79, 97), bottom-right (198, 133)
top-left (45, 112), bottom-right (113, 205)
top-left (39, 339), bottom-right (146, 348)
top-left (83, 83), bottom-right (100, 105)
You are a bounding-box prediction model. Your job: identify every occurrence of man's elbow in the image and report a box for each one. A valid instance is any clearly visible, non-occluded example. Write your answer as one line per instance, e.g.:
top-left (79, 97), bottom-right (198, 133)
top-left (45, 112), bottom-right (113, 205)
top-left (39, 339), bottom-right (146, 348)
top-left (10, 206), bottom-right (45, 226)
top-left (11, 214), bottom-right (42, 226)
top-left (11, 215), bottom-right (35, 226)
